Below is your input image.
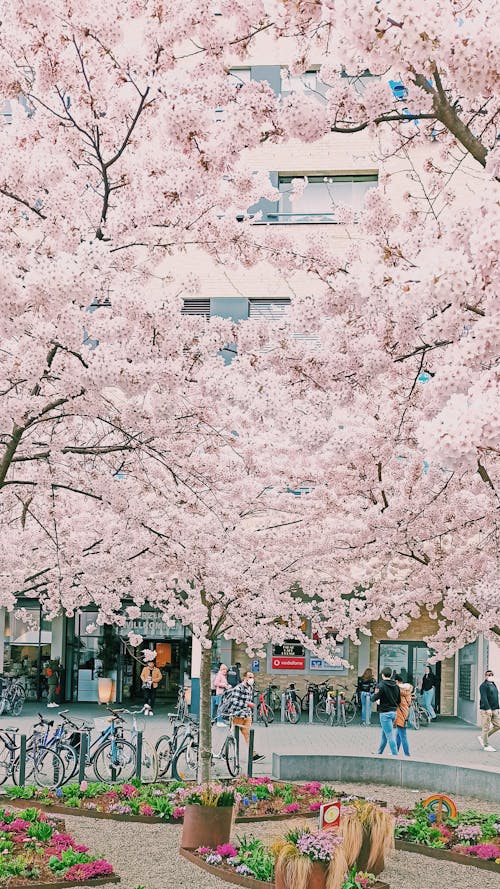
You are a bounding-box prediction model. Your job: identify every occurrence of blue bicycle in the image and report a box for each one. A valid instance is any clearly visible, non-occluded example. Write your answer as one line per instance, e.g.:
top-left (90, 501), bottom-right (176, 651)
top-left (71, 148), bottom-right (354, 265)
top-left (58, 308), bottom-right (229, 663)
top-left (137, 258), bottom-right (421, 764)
top-left (61, 708), bottom-right (137, 783)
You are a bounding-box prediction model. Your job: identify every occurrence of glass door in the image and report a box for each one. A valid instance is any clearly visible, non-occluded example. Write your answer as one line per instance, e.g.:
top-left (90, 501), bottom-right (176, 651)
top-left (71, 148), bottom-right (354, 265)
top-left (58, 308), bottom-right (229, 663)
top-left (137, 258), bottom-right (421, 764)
top-left (378, 641), bottom-right (441, 712)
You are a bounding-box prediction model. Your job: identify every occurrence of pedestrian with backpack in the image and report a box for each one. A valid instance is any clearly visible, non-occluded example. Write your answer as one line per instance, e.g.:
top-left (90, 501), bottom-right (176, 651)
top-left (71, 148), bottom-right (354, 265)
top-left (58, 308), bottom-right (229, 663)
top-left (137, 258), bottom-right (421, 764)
top-left (226, 663), bottom-right (241, 688)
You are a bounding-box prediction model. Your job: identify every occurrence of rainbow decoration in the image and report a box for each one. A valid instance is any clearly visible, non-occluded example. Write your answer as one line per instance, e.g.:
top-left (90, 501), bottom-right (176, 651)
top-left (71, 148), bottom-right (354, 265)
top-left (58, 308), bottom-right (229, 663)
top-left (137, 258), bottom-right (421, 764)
top-left (423, 794), bottom-right (458, 822)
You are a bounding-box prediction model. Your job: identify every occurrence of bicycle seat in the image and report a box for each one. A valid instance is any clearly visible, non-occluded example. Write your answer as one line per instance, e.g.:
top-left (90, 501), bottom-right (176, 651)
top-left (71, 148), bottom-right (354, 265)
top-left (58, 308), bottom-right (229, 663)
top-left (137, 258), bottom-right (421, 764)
top-left (4, 726), bottom-right (19, 733)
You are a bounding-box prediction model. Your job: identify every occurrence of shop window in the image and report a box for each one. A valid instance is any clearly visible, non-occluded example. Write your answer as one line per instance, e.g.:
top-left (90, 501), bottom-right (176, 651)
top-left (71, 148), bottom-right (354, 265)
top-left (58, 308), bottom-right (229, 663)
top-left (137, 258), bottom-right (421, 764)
top-left (278, 174), bottom-right (378, 223)
top-left (3, 607), bottom-right (52, 701)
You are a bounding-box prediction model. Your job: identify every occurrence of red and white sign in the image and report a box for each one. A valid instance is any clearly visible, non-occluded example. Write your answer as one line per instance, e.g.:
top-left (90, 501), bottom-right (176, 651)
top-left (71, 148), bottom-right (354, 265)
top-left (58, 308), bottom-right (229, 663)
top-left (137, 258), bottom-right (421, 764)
top-left (319, 801), bottom-right (341, 830)
top-left (271, 657), bottom-right (305, 670)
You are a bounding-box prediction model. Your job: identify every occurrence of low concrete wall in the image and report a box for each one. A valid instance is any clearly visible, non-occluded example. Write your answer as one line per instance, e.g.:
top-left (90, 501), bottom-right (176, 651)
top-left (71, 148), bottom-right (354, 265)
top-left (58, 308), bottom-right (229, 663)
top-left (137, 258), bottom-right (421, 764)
top-left (271, 754), bottom-right (500, 803)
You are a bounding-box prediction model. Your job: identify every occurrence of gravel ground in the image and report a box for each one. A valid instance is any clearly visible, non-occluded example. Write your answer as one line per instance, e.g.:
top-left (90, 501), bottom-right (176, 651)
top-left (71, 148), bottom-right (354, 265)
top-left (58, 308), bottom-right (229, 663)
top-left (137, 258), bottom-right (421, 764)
top-left (63, 782), bottom-right (500, 889)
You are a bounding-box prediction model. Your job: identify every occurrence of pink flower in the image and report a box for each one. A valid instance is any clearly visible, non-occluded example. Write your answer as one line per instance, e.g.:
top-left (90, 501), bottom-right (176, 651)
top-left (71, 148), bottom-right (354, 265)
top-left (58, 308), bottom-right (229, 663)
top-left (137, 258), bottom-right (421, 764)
top-left (196, 846), bottom-right (212, 855)
top-left (309, 801), bottom-right (322, 811)
top-left (172, 807), bottom-right (185, 820)
top-left (284, 803), bottom-right (300, 814)
top-left (139, 804), bottom-right (154, 817)
top-left (120, 783), bottom-right (138, 799)
top-left (64, 860), bottom-right (114, 881)
top-left (216, 844), bottom-right (238, 858)
top-left (79, 781), bottom-right (88, 792)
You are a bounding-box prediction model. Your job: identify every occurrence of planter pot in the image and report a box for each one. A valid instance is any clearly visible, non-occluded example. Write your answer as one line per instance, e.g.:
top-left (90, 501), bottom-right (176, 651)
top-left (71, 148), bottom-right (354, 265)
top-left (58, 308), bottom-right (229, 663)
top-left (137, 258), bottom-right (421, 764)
top-left (356, 831), bottom-right (385, 877)
top-left (275, 861), bottom-right (327, 889)
top-left (180, 803), bottom-right (233, 850)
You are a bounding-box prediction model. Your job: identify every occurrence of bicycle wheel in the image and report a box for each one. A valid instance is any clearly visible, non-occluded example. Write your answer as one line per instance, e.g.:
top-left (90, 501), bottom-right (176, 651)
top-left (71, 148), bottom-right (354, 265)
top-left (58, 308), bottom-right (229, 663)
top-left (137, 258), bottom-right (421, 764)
top-left (11, 694), bottom-right (24, 717)
top-left (57, 743), bottom-right (79, 783)
top-left (155, 735), bottom-right (174, 777)
top-left (266, 706), bottom-right (274, 724)
top-left (409, 706), bottom-right (420, 731)
top-left (32, 747), bottom-right (66, 788)
top-left (139, 739), bottom-right (158, 783)
top-left (172, 737), bottom-right (198, 781)
top-left (0, 738), bottom-right (13, 786)
top-left (315, 700), bottom-right (328, 723)
top-left (286, 702), bottom-right (300, 724)
top-left (92, 738), bottom-right (136, 783)
top-left (225, 735), bottom-right (239, 777)
top-left (344, 701), bottom-right (356, 724)
top-left (258, 704), bottom-right (269, 727)
top-left (419, 707), bottom-right (431, 725)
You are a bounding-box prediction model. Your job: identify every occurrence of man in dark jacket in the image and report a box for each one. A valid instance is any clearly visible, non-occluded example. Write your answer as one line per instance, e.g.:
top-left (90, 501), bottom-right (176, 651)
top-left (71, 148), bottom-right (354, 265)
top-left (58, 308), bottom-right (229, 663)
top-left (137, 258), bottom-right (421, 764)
top-left (478, 669), bottom-right (500, 752)
top-left (371, 667), bottom-right (401, 755)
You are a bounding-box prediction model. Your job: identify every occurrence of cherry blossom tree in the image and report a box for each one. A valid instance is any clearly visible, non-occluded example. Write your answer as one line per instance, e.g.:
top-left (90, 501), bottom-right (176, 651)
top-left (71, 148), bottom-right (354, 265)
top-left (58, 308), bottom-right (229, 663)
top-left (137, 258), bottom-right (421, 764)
top-left (0, 1), bottom-right (498, 778)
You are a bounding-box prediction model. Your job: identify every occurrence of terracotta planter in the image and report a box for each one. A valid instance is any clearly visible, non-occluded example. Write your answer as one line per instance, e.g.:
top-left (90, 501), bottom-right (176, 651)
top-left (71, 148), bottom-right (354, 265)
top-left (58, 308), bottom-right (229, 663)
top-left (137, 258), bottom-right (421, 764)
top-left (356, 831), bottom-right (385, 876)
top-left (275, 861), bottom-right (327, 889)
top-left (180, 803), bottom-right (233, 850)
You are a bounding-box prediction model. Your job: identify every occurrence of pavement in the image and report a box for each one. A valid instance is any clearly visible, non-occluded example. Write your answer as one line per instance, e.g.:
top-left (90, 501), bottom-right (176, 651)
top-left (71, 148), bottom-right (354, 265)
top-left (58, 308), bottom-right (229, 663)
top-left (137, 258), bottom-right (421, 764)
top-left (1, 702), bottom-right (498, 776)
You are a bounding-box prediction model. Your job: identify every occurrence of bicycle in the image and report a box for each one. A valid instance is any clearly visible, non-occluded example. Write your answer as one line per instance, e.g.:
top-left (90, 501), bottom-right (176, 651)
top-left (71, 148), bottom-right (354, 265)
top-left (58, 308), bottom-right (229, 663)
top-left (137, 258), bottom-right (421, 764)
top-left (175, 686), bottom-right (189, 722)
top-left (63, 708), bottom-right (137, 783)
top-left (264, 683), bottom-right (282, 713)
top-left (30, 712), bottom-right (80, 782)
top-left (172, 717), bottom-right (240, 780)
top-left (0, 724), bottom-right (66, 788)
top-left (121, 709), bottom-right (158, 782)
top-left (255, 689), bottom-right (274, 726)
top-left (0, 677), bottom-right (26, 717)
top-left (283, 685), bottom-right (300, 724)
top-left (155, 715), bottom-right (191, 778)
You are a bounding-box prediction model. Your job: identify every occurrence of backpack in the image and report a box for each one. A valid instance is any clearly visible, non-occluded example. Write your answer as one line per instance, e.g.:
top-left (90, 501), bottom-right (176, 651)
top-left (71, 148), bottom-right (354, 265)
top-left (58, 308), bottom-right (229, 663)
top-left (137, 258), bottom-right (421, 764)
top-left (227, 665), bottom-right (240, 688)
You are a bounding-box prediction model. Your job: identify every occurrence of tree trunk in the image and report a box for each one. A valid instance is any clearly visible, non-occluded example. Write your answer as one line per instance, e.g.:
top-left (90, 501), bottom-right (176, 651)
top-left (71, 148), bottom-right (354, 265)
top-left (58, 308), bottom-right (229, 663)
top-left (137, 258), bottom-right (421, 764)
top-left (199, 644), bottom-right (213, 783)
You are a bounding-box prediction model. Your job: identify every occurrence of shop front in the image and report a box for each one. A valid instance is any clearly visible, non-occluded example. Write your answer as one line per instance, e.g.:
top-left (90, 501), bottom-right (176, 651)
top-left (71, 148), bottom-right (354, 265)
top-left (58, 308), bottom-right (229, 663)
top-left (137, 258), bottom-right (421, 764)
top-left (0, 604), bottom-right (64, 702)
top-left (65, 609), bottom-right (192, 704)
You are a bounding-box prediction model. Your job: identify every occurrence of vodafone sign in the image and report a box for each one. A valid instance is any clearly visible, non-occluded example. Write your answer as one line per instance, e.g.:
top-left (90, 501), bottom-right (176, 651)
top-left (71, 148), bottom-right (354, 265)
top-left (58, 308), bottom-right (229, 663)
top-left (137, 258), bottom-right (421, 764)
top-left (271, 657), bottom-right (305, 670)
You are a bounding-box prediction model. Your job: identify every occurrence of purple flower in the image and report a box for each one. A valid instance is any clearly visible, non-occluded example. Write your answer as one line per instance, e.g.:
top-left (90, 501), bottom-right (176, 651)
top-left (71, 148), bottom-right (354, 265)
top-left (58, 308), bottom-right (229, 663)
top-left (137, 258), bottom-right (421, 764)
top-left (205, 853), bottom-right (223, 865)
top-left (296, 829), bottom-right (343, 862)
top-left (64, 859), bottom-right (114, 881)
top-left (456, 843), bottom-right (500, 860)
top-left (454, 825), bottom-right (482, 842)
top-left (284, 803), bottom-right (300, 814)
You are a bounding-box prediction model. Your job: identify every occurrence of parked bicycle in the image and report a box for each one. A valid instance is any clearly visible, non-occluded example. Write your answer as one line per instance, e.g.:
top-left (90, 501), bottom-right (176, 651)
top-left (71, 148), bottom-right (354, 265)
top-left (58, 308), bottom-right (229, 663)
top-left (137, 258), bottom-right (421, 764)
top-left (121, 709), bottom-right (158, 782)
top-left (62, 707), bottom-right (137, 783)
top-left (283, 684), bottom-right (300, 724)
top-left (0, 677), bottom-right (26, 717)
top-left (155, 715), bottom-right (191, 778)
top-left (0, 723), bottom-right (66, 788)
top-left (174, 686), bottom-right (190, 722)
top-left (171, 716), bottom-right (239, 780)
top-left (263, 683), bottom-right (282, 713)
top-left (408, 694), bottom-right (430, 729)
top-left (254, 689), bottom-right (274, 726)
top-left (316, 685), bottom-right (356, 725)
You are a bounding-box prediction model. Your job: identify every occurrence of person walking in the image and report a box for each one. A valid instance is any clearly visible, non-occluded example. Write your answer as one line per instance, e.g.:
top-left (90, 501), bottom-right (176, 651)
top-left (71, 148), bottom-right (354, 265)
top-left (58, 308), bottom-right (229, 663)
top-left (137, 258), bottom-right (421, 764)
top-left (394, 674), bottom-right (412, 756)
top-left (419, 665), bottom-right (437, 720)
top-left (226, 663), bottom-right (241, 688)
top-left (140, 658), bottom-right (162, 716)
top-left (478, 669), bottom-right (500, 752)
top-left (224, 670), bottom-right (265, 765)
top-left (46, 659), bottom-right (60, 708)
top-left (357, 667), bottom-right (376, 726)
top-left (371, 667), bottom-right (400, 756)
top-left (212, 663), bottom-right (231, 725)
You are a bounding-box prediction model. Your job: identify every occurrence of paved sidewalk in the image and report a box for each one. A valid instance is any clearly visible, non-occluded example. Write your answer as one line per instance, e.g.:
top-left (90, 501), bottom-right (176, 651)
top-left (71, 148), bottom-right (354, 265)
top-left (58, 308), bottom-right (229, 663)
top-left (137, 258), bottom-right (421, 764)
top-left (2, 704), bottom-right (498, 775)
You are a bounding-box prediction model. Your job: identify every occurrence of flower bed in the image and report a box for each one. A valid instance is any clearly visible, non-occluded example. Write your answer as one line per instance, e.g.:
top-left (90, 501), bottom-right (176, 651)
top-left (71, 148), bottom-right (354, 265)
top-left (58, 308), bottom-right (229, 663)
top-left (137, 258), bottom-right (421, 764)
top-left (0, 805), bottom-right (118, 888)
top-left (394, 802), bottom-right (500, 873)
top-left (180, 832), bottom-right (389, 889)
top-left (3, 780), bottom-right (386, 824)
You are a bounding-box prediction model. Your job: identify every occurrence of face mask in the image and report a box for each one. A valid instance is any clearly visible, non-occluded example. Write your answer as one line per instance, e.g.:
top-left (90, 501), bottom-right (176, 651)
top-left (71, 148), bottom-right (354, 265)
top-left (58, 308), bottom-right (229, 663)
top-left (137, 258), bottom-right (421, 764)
top-left (246, 677), bottom-right (254, 686)
top-left (487, 676), bottom-right (495, 682)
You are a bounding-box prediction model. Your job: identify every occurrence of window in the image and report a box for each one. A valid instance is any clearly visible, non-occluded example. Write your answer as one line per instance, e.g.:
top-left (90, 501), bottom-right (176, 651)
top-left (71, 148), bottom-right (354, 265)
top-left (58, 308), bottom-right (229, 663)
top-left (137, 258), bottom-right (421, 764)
top-left (228, 68), bottom-right (251, 86)
top-left (278, 174), bottom-right (378, 223)
top-left (340, 69), bottom-right (380, 96)
top-left (181, 299), bottom-right (210, 317)
top-left (280, 69), bottom-right (327, 99)
top-left (248, 298), bottom-right (290, 321)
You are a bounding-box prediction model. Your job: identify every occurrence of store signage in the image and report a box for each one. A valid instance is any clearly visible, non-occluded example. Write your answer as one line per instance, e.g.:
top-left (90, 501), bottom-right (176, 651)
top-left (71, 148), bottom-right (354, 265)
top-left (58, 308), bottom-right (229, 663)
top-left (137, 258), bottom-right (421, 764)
top-left (272, 657), bottom-right (305, 670)
top-left (319, 802), bottom-right (341, 830)
top-left (309, 644), bottom-right (346, 672)
top-left (119, 617), bottom-right (185, 640)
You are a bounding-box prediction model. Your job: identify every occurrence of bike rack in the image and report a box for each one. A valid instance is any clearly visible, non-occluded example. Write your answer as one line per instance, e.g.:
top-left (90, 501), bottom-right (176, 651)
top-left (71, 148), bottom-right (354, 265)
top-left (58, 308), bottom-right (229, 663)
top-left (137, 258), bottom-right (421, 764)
top-left (135, 731), bottom-right (143, 780)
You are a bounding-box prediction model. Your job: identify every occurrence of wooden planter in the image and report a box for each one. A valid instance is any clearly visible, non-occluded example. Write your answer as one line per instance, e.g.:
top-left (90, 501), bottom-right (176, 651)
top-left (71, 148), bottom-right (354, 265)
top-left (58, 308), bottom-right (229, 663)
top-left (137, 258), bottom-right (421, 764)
top-left (356, 831), bottom-right (386, 877)
top-left (180, 849), bottom-right (390, 889)
top-left (10, 877), bottom-right (120, 889)
top-left (180, 803), bottom-right (234, 849)
top-left (396, 839), bottom-right (500, 873)
top-left (275, 860), bottom-right (327, 889)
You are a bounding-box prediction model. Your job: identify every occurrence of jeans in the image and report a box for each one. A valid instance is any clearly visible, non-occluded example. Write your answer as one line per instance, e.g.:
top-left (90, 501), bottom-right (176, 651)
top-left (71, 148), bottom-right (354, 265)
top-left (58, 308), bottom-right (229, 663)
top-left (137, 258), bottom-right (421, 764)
top-left (143, 687), bottom-right (156, 709)
top-left (378, 711), bottom-right (398, 755)
top-left (396, 725), bottom-right (410, 756)
top-left (422, 689), bottom-right (436, 719)
top-left (361, 692), bottom-right (372, 725)
top-left (212, 693), bottom-right (221, 719)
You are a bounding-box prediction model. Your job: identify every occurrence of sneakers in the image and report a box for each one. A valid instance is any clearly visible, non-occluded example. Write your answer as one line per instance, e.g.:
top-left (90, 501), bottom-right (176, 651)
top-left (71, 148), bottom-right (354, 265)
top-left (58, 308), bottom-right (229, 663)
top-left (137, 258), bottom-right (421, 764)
top-left (478, 735), bottom-right (485, 749)
top-left (252, 753), bottom-right (265, 762)
top-left (47, 702), bottom-right (58, 708)
top-left (484, 745), bottom-right (496, 752)
top-left (216, 722), bottom-right (225, 728)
